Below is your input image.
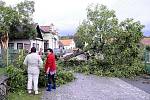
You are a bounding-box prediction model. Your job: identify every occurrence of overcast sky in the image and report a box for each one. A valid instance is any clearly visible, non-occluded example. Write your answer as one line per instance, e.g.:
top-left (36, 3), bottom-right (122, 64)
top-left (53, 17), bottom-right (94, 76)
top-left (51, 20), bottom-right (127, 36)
top-left (2, 0), bottom-right (150, 36)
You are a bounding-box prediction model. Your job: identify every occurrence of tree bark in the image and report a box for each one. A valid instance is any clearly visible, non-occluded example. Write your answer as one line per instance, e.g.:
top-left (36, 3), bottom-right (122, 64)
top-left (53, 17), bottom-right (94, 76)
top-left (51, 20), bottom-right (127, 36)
top-left (1, 32), bottom-right (9, 67)
top-left (1, 48), bottom-right (8, 67)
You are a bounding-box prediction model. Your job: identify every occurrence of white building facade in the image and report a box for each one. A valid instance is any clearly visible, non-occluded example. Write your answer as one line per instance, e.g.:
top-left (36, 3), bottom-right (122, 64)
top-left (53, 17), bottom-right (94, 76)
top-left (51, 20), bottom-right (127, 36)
top-left (8, 39), bottom-right (44, 52)
top-left (40, 25), bottom-right (59, 51)
top-left (60, 39), bottom-right (75, 50)
top-left (0, 24), bottom-right (60, 53)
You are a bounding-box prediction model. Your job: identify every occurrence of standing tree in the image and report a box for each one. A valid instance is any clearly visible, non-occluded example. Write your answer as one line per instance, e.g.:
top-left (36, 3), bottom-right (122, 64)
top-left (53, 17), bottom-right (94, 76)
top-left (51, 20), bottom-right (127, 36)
top-left (0, 1), bottom-right (17, 66)
top-left (0, 0), bottom-right (35, 66)
top-left (0, 0), bottom-right (36, 40)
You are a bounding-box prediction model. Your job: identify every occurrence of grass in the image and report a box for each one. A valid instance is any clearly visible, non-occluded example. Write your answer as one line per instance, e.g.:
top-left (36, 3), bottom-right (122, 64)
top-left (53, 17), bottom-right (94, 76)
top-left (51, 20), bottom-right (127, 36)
top-left (0, 67), bottom-right (6, 75)
top-left (7, 90), bottom-right (43, 100)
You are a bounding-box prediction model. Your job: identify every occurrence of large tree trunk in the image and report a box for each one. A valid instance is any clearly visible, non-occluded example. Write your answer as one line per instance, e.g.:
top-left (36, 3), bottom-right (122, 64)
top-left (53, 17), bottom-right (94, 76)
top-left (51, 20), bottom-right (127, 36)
top-left (1, 32), bottom-right (9, 67)
top-left (1, 48), bottom-right (8, 66)
top-left (63, 51), bottom-right (85, 60)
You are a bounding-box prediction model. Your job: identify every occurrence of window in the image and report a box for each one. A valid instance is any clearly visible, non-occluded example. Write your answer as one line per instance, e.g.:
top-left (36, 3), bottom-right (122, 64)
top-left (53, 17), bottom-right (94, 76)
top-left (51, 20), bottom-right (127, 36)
top-left (8, 43), bottom-right (14, 49)
top-left (44, 40), bottom-right (49, 52)
top-left (54, 40), bottom-right (56, 48)
top-left (24, 44), bottom-right (30, 50)
top-left (36, 44), bottom-right (39, 51)
top-left (32, 43), bottom-right (39, 51)
top-left (17, 43), bottom-right (23, 49)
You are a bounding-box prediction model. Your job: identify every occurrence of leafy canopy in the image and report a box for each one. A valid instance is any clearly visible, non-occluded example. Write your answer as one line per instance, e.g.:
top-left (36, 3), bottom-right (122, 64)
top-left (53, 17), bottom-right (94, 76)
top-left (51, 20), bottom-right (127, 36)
top-left (0, 0), bottom-right (36, 40)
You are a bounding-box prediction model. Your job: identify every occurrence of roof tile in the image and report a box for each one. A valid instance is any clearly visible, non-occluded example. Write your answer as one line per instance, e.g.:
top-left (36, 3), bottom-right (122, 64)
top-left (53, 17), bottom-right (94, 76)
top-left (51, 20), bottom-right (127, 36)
top-left (60, 39), bottom-right (73, 46)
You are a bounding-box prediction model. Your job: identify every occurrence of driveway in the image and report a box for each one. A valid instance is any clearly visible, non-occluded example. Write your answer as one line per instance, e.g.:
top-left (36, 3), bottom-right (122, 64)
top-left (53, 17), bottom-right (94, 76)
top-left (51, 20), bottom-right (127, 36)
top-left (42, 73), bottom-right (150, 100)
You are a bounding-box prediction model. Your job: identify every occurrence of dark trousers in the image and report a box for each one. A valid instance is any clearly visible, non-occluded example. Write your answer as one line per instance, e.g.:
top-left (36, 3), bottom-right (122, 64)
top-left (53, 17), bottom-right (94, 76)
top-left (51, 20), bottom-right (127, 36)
top-left (48, 73), bottom-right (55, 85)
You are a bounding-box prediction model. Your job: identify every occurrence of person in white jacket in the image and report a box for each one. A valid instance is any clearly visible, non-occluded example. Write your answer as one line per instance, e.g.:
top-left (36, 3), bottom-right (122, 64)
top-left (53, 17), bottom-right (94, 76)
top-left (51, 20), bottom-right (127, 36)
top-left (23, 47), bottom-right (43, 95)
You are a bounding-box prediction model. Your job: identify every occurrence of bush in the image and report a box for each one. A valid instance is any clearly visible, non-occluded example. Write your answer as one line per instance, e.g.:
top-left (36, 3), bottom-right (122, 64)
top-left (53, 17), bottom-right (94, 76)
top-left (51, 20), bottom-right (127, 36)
top-left (6, 65), bottom-right (27, 92)
top-left (56, 70), bottom-right (75, 85)
top-left (0, 67), bottom-right (6, 75)
top-left (39, 66), bottom-right (75, 87)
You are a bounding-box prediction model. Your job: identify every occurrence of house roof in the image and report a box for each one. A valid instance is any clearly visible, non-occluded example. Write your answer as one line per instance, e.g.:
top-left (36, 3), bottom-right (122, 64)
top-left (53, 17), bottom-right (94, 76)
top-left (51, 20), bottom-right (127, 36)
top-left (36, 25), bottom-right (43, 40)
top-left (40, 26), bottom-right (52, 33)
top-left (141, 37), bottom-right (150, 45)
top-left (40, 25), bottom-right (57, 35)
top-left (60, 39), bottom-right (74, 46)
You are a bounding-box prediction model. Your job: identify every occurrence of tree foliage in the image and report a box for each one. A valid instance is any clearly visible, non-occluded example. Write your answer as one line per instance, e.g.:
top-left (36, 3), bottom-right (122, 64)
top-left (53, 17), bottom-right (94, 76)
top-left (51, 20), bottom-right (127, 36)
top-left (75, 5), bottom-right (119, 53)
top-left (60, 35), bottom-right (74, 39)
top-left (0, 0), bottom-right (36, 40)
top-left (103, 18), bottom-right (144, 66)
top-left (75, 4), bottom-right (145, 77)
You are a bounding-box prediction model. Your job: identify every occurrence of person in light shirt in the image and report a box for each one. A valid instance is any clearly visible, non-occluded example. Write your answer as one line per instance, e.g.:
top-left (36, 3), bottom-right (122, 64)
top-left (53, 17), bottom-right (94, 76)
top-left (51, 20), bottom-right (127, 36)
top-left (23, 47), bottom-right (43, 94)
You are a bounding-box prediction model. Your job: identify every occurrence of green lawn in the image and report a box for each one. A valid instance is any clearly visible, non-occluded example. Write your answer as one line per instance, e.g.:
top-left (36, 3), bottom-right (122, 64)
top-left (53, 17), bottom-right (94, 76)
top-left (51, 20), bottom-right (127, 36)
top-left (8, 91), bottom-right (42, 100)
top-left (2, 67), bottom-right (43, 100)
top-left (0, 67), bottom-right (6, 75)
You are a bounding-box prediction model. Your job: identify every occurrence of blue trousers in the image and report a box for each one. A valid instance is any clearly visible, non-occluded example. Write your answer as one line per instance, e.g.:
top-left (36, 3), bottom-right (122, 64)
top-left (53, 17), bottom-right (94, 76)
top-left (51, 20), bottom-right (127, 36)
top-left (48, 73), bottom-right (55, 85)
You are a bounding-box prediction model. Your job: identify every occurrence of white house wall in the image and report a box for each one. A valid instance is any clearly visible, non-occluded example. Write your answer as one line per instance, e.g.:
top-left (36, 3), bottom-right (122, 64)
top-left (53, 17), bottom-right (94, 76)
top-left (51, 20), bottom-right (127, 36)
top-left (42, 32), bottom-right (59, 49)
top-left (71, 41), bottom-right (75, 48)
top-left (30, 39), bottom-right (44, 52)
top-left (64, 46), bottom-right (69, 49)
top-left (49, 38), bottom-right (53, 49)
top-left (9, 39), bottom-right (30, 50)
top-left (54, 34), bottom-right (59, 49)
top-left (8, 39), bottom-right (44, 52)
top-left (42, 33), bottom-right (53, 49)
top-left (50, 38), bottom-right (59, 49)
top-left (64, 45), bottom-right (74, 50)
top-left (63, 40), bottom-right (76, 50)
top-left (42, 33), bottom-right (53, 40)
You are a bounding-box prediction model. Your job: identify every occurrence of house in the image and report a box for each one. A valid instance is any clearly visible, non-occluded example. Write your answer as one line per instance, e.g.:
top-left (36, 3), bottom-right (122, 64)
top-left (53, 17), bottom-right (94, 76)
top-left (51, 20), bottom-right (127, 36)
top-left (0, 25), bottom-right (44, 53)
top-left (8, 39), bottom-right (44, 52)
top-left (58, 40), bottom-right (64, 49)
top-left (60, 39), bottom-right (75, 50)
top-left (141, 37), bottom-right (150, 46)
top-left (40, 24), bottom-right (59, 52)
top-left (0, 23), bottom-right (60, 54)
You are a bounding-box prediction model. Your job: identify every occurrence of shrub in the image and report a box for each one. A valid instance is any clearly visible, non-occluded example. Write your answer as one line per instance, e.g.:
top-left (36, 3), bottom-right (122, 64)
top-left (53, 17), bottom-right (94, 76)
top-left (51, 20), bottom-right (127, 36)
top-left (6, 65), bottom-right (27, 92)
top-left (39, 66), bottom-right (75, 87)
top-left (58, 57), bottom-right (144, 78)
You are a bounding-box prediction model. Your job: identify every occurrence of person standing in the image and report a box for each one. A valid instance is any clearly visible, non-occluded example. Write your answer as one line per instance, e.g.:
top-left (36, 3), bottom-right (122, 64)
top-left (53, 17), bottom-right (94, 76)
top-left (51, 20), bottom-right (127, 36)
top-left (45, 48), bottom-right (57, 91)
top-left (23, 47), bottom-right (43, 94)
top-left (38, 48), bottom-right (43, 57)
